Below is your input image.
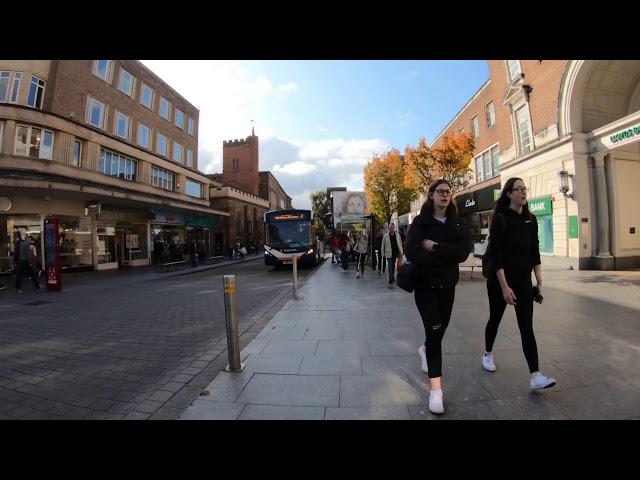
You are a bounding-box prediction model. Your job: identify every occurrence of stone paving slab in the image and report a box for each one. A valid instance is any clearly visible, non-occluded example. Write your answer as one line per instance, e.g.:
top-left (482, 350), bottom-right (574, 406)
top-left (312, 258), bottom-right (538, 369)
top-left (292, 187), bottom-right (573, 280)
top-left (180, 256), bottom-right (640, 420)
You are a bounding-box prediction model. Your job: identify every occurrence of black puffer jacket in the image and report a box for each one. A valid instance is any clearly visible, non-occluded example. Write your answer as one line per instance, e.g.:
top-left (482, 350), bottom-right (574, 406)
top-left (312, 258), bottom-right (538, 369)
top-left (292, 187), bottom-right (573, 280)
top-left (405, 205), bottom-right (472, 288)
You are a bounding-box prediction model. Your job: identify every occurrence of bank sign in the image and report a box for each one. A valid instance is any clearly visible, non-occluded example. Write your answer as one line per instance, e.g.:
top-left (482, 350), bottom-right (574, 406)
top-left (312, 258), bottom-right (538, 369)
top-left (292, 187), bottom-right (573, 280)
top-left (528, 196), bottom-right (552, 216)
top-left (610, 125), bottom-right (640, 144)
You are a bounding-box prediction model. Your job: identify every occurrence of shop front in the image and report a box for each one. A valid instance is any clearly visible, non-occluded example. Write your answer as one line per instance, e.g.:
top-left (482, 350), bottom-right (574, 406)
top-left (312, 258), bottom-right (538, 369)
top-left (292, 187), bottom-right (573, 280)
top-left (151, 210), bottom-right (187, 265)
top-left (95, 206), bottom-right (151, 270)
top-left (455, 183), bottom-right (502, 256)
top-left (528, 195), bottom-right (554, 255)
top-left (185, 214), bottom-right (216, 262)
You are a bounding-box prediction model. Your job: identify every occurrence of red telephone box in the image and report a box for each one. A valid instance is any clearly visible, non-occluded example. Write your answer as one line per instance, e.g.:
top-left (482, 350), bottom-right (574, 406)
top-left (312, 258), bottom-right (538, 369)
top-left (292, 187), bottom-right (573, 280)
top-left (44, 216), bottom-right (62, 291)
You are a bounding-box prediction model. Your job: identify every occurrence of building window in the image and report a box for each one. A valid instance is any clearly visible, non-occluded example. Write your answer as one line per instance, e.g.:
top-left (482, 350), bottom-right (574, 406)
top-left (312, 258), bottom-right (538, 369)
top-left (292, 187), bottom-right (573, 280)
top-left (72, 139), bottom-right (82, 167)
top-left (114, 111), bottom-right (130, 139)
top-left (232, 158), bottom-right (239, 170)
top-left (188, 117), bottom-right (194, 136)
top-left (186, 149), bottom-right (193, 168)
top-left (86, 96), bottom-right (107, 129)
top-left (470, 116), bottom-right (479, 138)
top-left (0, 122), bottom-right (3, 148)
top-left (507, 60), bottom-right (522, 82)
top-left (99, 149), bottom-right (137, 181)
top-left (138, 123), bottom-right (151, 149)
top-left (175, 108), bottom-right (184, 129)
top-left (159, 97), bottom-right (170, 121)
top-left (515, 104), bottom-right (532, 154)
top-left (119, 68), bottom-right (135, 97)
top-left (0, 71), bottom-right (21, 104)
top-left (483, 150), bottom-right (492, 181)
top-left (157, 133), bottom-right (167, 156)
top-left (186, 179), bottom-right (203, 198)
top-left (140, 83), bottom-right (154, 109)
top-left (173, 142), bottom-right (182, 163)
top-left (475, 155), bottom-right (483, 183)
top-left (152, 166), bottom-right (175, 191)
top-left (485, 101), bottom-right (495, 128)
top-left (15, 125), bottom-right (54, 160)
top-left (92, 60), bottom-right (113, 83)
top-left (491, 146), bottom-right (500, 176)
top-left (27, 75), bottom-right (46, 109)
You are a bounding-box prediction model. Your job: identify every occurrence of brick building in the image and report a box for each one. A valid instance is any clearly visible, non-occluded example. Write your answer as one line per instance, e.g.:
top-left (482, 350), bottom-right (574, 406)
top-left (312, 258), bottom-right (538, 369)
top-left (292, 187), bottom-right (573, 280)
top-left (208, 129), bottom-right (292, 252)
top-left (0, 60), bottom-right (228, 272)
top-left (409, 60), bottom-right (640, 270)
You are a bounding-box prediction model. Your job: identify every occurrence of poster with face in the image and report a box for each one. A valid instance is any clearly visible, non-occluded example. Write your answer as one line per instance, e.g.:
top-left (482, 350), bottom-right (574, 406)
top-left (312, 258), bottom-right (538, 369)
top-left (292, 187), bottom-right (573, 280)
top-left (333, 191), bottom-right (368, 223)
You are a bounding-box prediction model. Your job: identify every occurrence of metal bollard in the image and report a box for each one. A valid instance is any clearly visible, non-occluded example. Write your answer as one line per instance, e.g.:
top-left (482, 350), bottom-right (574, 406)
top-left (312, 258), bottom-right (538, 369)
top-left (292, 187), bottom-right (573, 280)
top-left (292, 255), bottom-right (302, 300)
top-left (223, 275), bottom-right (245, 372)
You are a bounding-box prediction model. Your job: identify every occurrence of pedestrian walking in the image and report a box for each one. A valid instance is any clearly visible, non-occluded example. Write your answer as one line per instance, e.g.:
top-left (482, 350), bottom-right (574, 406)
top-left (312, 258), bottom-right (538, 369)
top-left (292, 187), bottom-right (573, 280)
top-left (374, 226), bottom-right (384, 276)
top-left (405, 179), bottom-right (472, 414)
top-left (481, 177), bottom-right (557, 391)
top-left (13, 233), bottom-right (41, 293)
top-left (380, 222), bottom-right (403, 288)
top-left (353, 234), bottom-right (368, 279)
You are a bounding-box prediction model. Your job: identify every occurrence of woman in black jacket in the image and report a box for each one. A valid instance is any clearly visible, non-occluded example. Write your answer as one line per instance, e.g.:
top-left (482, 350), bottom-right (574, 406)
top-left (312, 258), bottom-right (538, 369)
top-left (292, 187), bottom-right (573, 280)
top-left (406, 179), bottom-right (472, 415)
top-left (481, 177), bottom-right (556, 391)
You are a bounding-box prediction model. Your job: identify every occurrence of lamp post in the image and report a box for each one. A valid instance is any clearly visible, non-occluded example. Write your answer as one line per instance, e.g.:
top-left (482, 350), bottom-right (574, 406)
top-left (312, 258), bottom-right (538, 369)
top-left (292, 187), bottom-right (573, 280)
top-left (558, 170), bottom-right (574, 199)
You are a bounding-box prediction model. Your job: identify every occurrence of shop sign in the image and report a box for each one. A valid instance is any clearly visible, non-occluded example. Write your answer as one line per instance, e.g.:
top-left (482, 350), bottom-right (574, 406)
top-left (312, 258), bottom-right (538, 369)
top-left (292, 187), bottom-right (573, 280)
top-left (610, 125), bottom-right (640, 144)
top-left (568, 215), bottom-right (579, 239)
top-left (185, 215), bottom-right (215, 228)
top-left (153, 211), bottom-right (185, 225)
top-left (85, 203), bottom-right (101, 215)
top-left (464, 198), bottom-right (476, 208)
top-left (493, 189), bottom-right (501, 201)
top-left (528, 195), bottom-right (553, 216)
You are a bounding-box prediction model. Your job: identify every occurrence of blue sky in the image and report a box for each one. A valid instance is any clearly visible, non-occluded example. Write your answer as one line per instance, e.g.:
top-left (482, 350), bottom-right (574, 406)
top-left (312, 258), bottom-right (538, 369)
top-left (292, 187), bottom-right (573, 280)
top-left (141, 60), bottom-right (489, 209)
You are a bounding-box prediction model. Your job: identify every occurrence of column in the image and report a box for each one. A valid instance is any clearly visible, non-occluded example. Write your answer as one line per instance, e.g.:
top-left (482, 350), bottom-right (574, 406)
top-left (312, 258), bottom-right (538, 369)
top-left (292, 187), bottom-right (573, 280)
top-left (593, 153), bottom-right (612, 259)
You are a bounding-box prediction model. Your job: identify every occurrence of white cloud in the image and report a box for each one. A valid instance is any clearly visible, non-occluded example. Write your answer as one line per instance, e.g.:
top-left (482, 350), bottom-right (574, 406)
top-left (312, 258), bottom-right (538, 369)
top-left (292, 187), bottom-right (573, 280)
top-left (277, 82), bottom-right (298, 93)
top-left (318, 125), bottom-right (328, 133)
top-left (273, 161), bottom-right (316, 176)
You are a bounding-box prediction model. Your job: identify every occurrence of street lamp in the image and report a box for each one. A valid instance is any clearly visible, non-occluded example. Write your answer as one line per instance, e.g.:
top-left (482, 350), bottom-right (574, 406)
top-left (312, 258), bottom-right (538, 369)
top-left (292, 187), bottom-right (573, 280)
top-left (558, 170), bottom-right (574, 199)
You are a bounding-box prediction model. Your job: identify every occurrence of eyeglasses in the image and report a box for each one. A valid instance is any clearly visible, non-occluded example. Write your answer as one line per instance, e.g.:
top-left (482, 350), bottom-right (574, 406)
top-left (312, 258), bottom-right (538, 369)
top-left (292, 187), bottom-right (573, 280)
top-left (434, 189), bottom-right (452, 196)
top-left (511, 186), bottom-right (528, 193)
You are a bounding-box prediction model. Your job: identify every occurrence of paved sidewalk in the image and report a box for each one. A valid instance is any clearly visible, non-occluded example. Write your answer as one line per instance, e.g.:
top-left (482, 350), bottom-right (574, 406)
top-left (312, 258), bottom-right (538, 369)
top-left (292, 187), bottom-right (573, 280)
top-left (180, 256), bottom-right (640, 420)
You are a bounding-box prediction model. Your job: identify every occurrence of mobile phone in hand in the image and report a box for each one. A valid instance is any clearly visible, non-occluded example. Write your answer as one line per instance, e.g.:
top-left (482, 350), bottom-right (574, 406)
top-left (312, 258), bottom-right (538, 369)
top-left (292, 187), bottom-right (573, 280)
top-left (533, 286), bottom-right (543, 304)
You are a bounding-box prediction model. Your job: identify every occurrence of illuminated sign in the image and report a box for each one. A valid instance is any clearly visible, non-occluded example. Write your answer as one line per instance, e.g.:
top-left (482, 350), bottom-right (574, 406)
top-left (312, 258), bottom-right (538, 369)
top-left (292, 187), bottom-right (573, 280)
top-left (274, 213), bottom-right (305, 221)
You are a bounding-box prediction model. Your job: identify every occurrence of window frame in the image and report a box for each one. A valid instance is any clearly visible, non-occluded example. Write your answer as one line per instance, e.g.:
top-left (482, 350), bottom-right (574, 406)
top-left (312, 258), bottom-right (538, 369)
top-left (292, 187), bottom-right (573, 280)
top-left (514, 103), bottom-right (533, 155)
top-left (72, 138), bottom-right (82, 167)
top-left (27, 75), bottom-right (46, 109)
top-left (186, 149), bottom-right (193, 168)
top-left (159, 97), bottom-right (171, 121)
top-left (114, 110), bottom-right (131, 140)
top-left (119, 68), bottom-right (135, 97)
top-left (140, 82), bottom-right (154, 110)
top-left (506, 60), bottom-right (522, 82)
top-left (137, 123), bottom-right (151, 149)
top-left (151, 166), bottom-right (176, 191)
top-left (0, 71), bottom-right (22, 104)
top-left (187, 116), bottom-right (194, 136)
top-left (186, 178), bottom-right (203, 198)
top-left (99, 148), bottom-right (137, 181)
top-left (173, 142), bottom-right (182, 163)
top-left (92, 60), bottom-right (113, 84)
top-left (156, 133), bottom-right (168, 157)
top-left (474, 155), bottom-right (483, 183)
top-left (485, 100), bottom-right (495, 128)
top-left (175, 108), bottom-right (184, 129)
top-left (14, 124), bottom-right (54, 160)
top-left (470, 115), bottom-right (479, 139)
top-left (86, 95), bottom-right (107, 130)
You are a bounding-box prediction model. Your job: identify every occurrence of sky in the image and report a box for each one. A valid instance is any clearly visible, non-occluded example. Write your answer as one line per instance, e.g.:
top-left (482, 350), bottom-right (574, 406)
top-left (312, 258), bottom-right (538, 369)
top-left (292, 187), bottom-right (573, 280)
top-left (141, 60), bottom-right (489, 210)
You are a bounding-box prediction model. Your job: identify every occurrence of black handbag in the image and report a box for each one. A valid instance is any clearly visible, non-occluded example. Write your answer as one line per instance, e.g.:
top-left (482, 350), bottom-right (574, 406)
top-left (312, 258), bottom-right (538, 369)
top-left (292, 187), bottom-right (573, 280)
top-left (397, 256), bottom-right (418, 293)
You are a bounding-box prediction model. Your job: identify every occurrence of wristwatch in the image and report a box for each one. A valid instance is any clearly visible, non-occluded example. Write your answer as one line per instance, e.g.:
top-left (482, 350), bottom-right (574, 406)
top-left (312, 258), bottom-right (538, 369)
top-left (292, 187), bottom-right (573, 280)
top-left (432, 242), bottom-right (439, 252)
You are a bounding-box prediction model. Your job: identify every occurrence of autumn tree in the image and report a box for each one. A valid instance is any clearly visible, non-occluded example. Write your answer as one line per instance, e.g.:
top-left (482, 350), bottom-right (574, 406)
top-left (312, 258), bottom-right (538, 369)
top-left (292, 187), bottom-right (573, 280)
top-left (431, 131), bottom-right (475, 194)
top-left (404, 132), bottom-right (475, 195)
top-left (364, 148), bottom-right (417, 226)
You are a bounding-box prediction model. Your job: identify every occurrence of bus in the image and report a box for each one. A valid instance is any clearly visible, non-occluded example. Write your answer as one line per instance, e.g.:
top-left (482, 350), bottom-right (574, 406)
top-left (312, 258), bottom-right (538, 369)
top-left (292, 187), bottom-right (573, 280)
top-left (263, 209), bottom-right (320, 267)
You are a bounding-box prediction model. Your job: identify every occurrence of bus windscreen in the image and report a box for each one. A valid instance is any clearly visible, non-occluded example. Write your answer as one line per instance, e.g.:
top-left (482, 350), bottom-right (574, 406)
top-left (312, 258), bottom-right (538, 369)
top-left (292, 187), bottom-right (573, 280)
top-left (266, 220), bottom-right (311, 248)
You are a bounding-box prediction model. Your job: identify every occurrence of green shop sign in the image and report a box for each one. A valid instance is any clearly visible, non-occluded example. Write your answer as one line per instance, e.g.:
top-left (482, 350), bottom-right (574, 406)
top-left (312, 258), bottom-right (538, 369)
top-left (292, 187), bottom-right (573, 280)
top-left (528, 195), bottom-right (552, 216)
top-left (610, 125), bottom-right (640, 144)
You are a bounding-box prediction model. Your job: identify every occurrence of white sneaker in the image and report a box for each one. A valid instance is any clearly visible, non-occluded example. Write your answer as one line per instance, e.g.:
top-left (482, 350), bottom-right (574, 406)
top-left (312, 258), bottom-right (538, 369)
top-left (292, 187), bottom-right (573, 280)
top-left (429, 389), bottom-right (444, 415)
top-left (418, 345), bottom-right (429, 373)
top-left (531, 372), bottom-right (556, 390)
top-left (482, 353), bottom-right (496, 372)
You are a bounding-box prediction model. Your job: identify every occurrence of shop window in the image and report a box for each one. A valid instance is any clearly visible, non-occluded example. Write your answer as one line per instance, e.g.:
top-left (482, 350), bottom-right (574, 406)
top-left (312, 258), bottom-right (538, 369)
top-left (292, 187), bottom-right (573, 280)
top-left (59, 216), bottom-right (93, 269)
top-left (96, 225), bottom-right (116, 265)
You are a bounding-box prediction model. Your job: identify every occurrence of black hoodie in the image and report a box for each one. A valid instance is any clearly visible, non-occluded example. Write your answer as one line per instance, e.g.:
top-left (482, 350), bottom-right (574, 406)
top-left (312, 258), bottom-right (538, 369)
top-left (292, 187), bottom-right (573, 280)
top-left (405, 205), bottom-right (472, 288)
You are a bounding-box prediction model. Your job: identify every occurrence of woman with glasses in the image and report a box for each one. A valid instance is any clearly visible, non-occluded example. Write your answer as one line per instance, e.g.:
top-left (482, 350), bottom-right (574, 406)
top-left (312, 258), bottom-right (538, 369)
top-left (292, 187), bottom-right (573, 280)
top-left (481, 177), bottom-right (556, 391)
top-left (405, 179), bottom-right (472, 415)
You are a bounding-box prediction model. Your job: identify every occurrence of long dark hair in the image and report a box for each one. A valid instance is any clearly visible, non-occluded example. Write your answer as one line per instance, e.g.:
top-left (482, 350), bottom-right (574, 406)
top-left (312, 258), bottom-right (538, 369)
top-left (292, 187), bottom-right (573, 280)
top-left (422, 179), bottom-right (458, 218)
top-left (493, 177), bottom-right (531, 217)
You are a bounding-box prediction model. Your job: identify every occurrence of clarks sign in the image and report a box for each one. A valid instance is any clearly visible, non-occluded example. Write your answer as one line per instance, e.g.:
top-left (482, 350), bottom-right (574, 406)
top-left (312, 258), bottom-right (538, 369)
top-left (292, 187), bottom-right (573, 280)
top-left (610, 125), bottom-right (640, 144)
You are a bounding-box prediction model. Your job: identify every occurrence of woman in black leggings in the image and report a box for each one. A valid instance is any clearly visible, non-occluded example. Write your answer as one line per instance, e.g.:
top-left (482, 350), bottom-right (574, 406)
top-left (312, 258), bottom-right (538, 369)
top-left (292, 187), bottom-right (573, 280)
top-left (406, 179), bottom-right (471, 415)
top-left (482, 177), bottom-right (556, 391)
